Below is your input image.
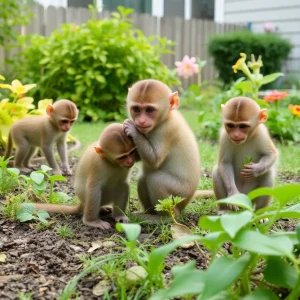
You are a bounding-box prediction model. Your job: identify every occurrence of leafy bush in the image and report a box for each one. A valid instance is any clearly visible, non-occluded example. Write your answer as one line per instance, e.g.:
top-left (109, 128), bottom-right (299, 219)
top-left (16, 7), bottom-right (179, 121)
top-left (208, 31), bottom-right (293, 84)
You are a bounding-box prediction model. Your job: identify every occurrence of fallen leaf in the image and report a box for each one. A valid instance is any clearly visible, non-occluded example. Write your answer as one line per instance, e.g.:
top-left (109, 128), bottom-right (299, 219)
top-left (88, 241), bottom-right (103, 253)
top-left (69, 245), bottom-right (82, 252)
top-left (92, 279), bottom-right (110, 296)
top-left (0, 253), bottom-right (7, 263)
top-left (171, 223), bottom-right (195, 249)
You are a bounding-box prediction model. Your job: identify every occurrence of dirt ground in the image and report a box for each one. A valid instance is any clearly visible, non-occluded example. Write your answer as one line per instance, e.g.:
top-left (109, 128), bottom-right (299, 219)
top-left (0, 158), bottom-right (299, 300)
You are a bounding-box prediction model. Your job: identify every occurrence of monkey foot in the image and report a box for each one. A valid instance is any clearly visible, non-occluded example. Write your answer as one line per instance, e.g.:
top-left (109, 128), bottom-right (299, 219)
top-left (18, 167), bottom-right (32, 175)
top-left (83, 219), bottom-right (111, 230)
top-left (99, 206), bottom-right (113, 215)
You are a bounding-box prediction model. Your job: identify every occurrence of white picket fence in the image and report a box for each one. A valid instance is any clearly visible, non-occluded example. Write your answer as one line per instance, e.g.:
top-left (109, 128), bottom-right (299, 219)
top-left (0, 3), bottom-right (245, 86)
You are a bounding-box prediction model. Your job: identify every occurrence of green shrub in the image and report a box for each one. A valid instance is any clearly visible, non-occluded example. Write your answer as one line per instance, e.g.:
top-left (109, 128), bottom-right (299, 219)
top-left (16, 7), bottom-right (179, 121)
top-left (208, 31), bottom-right (293, 85)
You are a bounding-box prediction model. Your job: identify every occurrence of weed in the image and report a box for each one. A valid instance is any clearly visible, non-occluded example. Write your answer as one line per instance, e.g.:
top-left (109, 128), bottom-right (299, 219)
top-left (56, 224), bottom-right (75, 239)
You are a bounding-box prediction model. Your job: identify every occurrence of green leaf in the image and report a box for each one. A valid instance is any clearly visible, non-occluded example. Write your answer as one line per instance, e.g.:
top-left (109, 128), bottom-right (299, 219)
top-left (7, 168), bottom-right (20, 177)
top-left (234, 230), bottom-right (294, 257)
top-left (16, 203), bottom-right (35, 222)
top-left (259, 72), bottom-right (284, 86)
top-left (297, 224), bottom-right (300, 243)
top-left (41, 165), bottom-right (52, 172)
top-left (264, 257), bottom-right (297, 289)
top-left (248, 184), bottom-right (300, 208)
top-left (30, 171), bottom-right (44, 184)
top-left (201, 255), bottom-right (250, 300)
top-left (32, 181), bottom-right (47, 193)
top-left (37, 210), bottom-right (50, 223)
top-left (220, 211), bottom-right (253, 238)
top-left (199, 215), bottom-right (223, 231)
top-left (150, 270), bottom-right (205, 300)
top-left (116, 223), bottom-right (141, 243)
top-left (217, 194), bottom-right (253, 211)
top-left (49, 175), bottom-right (67, 182)
top-left (241, 286), bottom-right (279, 300)
top-left (201, 232), bottom-right (230, 250)
top-left (148, 235), bottom-right (202, 277)
top-left (67, 68), bottom-right (76, 75)
top-left (171, 261), bottom-right (196, 278)
top-left (235, 80), bottom-right (253, 94)
top-left (51, 192), bottom-right (72, 202)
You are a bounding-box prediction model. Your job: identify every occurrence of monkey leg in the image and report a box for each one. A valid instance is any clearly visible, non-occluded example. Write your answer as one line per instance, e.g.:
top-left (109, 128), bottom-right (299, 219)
top-left (253, 171), bottom-right (274, 211)
top-left (145, 171), bottom-right (195, 215)
top-left (138, 175), bottom-right (155, 213)
top-left (23, 146), bottom-right (37, 168)
top-left (13, 139), bottom-right (32, 173)
top-left (212, 165), bottom-right (239, 211)
top-left (41, 146), bottom-right (61, 174)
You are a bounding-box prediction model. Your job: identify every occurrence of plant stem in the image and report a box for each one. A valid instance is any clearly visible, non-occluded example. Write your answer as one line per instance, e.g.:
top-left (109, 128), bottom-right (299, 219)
top-left (49, 180), bottom-right (54, 203)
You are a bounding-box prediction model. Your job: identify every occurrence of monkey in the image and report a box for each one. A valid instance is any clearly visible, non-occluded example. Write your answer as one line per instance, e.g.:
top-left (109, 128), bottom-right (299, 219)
top-left (212, 96), bottom-right (278, 212)
top-left (123, 79), bottom-right (212, 216)
top-left (34, 123), bottom-right (137, 229)
top-left (4, 99), bottom-right (78, 175)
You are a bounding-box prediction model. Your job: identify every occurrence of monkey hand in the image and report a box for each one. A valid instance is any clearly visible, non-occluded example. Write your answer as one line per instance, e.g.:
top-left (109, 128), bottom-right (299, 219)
top-left (241, 162), bottom-right (261, 179)
top-left (62, 165), bottom-right (72, 176)
top-left (123, 119), bottom-right (138, 137)
top-left (115, 216), bottom-right (129, 223)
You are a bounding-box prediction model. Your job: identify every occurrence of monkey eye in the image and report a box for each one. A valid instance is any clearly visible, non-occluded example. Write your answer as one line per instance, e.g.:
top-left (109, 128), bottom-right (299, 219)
top-left (146, 107), bottom-right (155, 114)
top-left (132, 106), bottom-right (140, 113)
top-left (226, 123), bottom-right (235, 129)
top-left (129, 149), bottom-right (136, 155)
top-left (117, 155), bottom-right (127, 161)
top-left (61, 120), bottom-right (69, 124)
top-left (239, 124), bottom-right (248, 129)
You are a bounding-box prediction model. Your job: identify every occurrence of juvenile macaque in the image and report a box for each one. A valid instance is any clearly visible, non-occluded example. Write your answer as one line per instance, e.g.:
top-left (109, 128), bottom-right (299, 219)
top-left (34, 123), bottom-right (136, 229)
top-left (123, 79), bottom-right (210, 215)
top-left (212, 97), bottom-right (278, 211)
top-left (4, 99), bottom-right (78, 175)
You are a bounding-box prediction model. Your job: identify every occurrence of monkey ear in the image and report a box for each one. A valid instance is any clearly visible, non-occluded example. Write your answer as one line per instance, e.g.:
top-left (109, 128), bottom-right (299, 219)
top-left (259, 109), bottom-right (268, 123)
top-left (128, 87), bottom-right (131, 92)
top-left (94, 147), bottom-right (105, 158)
top-left (46, 105), bottom-right (54, 116)
top-left (170, 92), bottom-right (179, 110)
top-left (221, 104), bottom-right (225, 110)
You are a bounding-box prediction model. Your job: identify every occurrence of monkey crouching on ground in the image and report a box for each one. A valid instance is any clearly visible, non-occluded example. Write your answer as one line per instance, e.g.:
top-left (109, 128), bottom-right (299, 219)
top-left (124, 79), bottom-right (213, 217)
top-left (212, 97), bottom-right (278, 212)
top-left (4, 99), bottom-right (78, 175)
top-left (34, 123), bottom-right (137, 229)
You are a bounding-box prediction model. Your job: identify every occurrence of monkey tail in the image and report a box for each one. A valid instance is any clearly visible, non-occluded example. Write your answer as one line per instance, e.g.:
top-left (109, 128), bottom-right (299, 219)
top-left (193, 190), bottom-right (215, 198)
top-left (4, 132), bottom-right (12, 160)
top-left (34, 203), bottom-right (83, 215)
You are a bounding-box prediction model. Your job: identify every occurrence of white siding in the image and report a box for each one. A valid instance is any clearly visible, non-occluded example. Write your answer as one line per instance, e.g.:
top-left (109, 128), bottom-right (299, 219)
top-left (222, 0), bottom-right (300, 79)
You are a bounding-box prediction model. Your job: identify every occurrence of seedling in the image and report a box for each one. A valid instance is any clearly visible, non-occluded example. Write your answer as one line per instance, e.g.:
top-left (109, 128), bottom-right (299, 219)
top-left (240, 156), bottom-right (253, 169)
top-left (16, 203), bottom-right (50, 223)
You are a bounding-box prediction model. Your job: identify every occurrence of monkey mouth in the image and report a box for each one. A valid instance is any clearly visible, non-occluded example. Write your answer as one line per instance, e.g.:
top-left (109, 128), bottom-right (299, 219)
top-left (137, 126), bottom-right (151, 132)
top-left (231, 139), bottom-right (245, 144)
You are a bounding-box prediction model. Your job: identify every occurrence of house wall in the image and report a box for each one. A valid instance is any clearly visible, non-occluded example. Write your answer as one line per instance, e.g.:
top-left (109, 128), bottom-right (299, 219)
top-left (220, 0), bottom-right (300, 80)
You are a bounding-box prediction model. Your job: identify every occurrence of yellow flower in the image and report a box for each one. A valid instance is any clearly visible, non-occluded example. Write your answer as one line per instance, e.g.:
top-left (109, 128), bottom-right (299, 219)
top-left (0, 80), bottom-right (36, 96)
top-left (232, 53), bottom-right (253, 81)
top-left (247, 54), bottom-right (263, 79)
top-left (0, 75), bottom-right (5, 81)
top-left (289, 104), bottom-right (300, 117)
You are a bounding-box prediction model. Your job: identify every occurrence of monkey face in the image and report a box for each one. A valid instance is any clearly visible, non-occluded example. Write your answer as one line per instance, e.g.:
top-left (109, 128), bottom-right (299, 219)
top-left (129, 104), bottom-right (158, 133)
top-left (59, 119), bottom-right (76, 132)
top-left (114, 148), bottom-right (136, 168)
top-left (225, 122), bottom-right (251, 144)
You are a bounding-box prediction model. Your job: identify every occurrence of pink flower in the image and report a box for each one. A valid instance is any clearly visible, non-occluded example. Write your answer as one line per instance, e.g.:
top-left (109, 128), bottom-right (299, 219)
top-left (264, 22), bottom-right (274, 32)
top-left (263, 90), bottom-right (288, 103)
top-left (175, 55), bottom-right (198, 79)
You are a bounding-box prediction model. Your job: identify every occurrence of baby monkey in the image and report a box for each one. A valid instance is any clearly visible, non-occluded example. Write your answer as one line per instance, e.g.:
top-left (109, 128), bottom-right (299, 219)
top-left (213, 97), bottom-right (278, 211)
top-left (34, 123), bottom-right (136, 229)
top-left (4, 99), bottom-right (78, 175)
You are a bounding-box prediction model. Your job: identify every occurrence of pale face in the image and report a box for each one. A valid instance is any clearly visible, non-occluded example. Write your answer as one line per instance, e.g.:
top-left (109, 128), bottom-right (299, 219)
top-left (115, 147), bottom-right (136, 168)
top-left (224, 121), bottom-right (252, 144)
top-left (58, 118), bottom-right (76, 132)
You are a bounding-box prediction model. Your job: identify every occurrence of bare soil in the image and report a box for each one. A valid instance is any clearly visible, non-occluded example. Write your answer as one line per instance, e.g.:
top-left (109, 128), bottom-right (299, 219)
top-left (0, 159), bottom-right (299, 300)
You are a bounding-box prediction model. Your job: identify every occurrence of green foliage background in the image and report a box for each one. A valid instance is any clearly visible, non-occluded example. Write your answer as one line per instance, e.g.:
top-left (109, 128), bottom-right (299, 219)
top-left (208, 31), bottom-right (293, 84)
top-left (16, 7), bottom-right (179, 121)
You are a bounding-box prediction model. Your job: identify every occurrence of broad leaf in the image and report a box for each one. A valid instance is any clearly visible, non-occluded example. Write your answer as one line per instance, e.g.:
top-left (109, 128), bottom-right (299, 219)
top-left (220, 211), bottom-right (253, 238)
top-left (30, 171), bottom-right (44, 184)
top-left (235, 80), bottom-right (253, 94)
top-left (271, 232), bottom-right (299, 246)
top-left (264, 257), bottom-right (297, 289)
top-left (37, 210), bottom-right (50, 223)
top-left (16, 203), bottom-right (35, 222)
top-left (259, 72), bottom-right (283, 86)
top-left (7, 168), bottom-right (20, 177)
top-left (41, 165), bottom-right (52, 172)
top-left (49, 174), bottom-right (67, 182)
top-left (116, 223), bottom-right (141, 243)
top-left (200, 255), bottom-right (250, 300)
top-left (199, 215), bottom-right (223, 231)
top-left (148, 235), bottom-right (202, 277)
top-left (201, 232), bottom-right (230, 250)
top-left (150, 270), bottom-right (205, 300)
top-left (297, 224), bottom-right (300, 243)
top-left (241, 286), bottom-right (279, 300)
top-left (217, 194), bottom-right (253, 211)
top-left (171, 261), bottom-right (196, 278)
top-left (234, 230), bottom-right (294, 257)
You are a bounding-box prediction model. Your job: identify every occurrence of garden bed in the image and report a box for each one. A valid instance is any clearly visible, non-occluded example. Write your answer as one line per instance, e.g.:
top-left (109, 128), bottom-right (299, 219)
top-left (0, 157), bottom-right (299, 300)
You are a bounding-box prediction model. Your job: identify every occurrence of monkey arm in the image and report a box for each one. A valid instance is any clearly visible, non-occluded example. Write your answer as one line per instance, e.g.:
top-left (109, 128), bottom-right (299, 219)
top-left (219, 162), bottom-right (240, 195)
top-left (57, 136), bottom-right (72, 175)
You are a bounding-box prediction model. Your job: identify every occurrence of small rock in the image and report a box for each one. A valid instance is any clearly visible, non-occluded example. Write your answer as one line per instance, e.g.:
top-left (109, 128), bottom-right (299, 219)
top-left (92, 279), bottom-right (110, 296)
top-left (102, 241), bottom-right (116, 248)
top-left (126, 266), bottom-right (147, 285)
